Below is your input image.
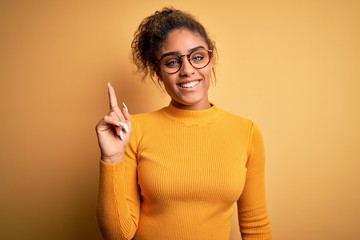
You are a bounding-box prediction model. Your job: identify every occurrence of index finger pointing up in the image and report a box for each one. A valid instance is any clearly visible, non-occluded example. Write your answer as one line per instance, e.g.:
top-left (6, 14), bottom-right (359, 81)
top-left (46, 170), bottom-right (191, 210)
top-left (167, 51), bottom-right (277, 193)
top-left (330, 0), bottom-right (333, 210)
top-left (107, 82), bottom-right (119, 110)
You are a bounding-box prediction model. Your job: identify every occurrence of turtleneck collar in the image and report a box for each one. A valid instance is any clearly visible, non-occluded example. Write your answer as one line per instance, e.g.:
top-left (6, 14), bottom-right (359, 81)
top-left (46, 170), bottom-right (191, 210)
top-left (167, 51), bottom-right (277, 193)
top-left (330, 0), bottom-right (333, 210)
top-left (161, 102), bottom-right (225, 126)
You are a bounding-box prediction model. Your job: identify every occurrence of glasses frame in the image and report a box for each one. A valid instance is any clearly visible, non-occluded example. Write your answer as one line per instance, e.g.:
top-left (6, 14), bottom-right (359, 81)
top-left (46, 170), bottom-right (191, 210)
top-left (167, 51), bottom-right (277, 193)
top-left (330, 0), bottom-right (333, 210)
top-left (158, 49), bottom-right (213, 74)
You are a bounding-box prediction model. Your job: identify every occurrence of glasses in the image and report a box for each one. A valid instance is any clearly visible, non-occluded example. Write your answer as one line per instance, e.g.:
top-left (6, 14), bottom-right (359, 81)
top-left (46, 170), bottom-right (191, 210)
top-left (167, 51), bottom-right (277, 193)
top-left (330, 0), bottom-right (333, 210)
top-left (158, 48), bottom-right (213, 74)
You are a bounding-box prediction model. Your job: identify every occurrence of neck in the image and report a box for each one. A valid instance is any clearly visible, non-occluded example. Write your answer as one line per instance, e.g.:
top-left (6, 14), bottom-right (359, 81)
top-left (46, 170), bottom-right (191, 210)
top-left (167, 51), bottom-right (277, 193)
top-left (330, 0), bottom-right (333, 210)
top-left (170, 100), bottom-right (212, 111)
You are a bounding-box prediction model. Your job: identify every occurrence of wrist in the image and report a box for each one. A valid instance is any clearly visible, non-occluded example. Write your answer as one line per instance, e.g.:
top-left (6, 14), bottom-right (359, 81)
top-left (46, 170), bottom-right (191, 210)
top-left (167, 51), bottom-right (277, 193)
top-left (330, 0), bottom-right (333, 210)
top-left (101, 153), bottom-right (124, 164)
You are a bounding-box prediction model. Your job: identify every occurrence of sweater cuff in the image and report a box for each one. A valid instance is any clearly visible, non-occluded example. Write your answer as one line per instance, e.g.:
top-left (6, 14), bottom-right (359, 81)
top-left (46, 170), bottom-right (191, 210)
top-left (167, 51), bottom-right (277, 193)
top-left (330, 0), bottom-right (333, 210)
top-left (99, 159), bottom-right (126, 183)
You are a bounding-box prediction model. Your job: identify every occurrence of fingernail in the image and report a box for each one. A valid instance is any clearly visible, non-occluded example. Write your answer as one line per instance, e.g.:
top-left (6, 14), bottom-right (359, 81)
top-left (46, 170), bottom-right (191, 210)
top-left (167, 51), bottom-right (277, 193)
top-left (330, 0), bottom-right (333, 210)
top-left (107, 82), bottom-right (112, 88)
top-left (122, 102), bottom-right (128, 112)
top-left (119, 130), bottom-right (124, 140)
top-left (118, 122), bottom-right (129, 133)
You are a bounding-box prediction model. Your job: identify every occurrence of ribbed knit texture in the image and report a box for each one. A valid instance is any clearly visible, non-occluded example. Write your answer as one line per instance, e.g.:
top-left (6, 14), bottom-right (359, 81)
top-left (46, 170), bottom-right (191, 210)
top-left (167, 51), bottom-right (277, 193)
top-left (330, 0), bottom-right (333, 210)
top-left (97, 103), bottom-right (272, 240)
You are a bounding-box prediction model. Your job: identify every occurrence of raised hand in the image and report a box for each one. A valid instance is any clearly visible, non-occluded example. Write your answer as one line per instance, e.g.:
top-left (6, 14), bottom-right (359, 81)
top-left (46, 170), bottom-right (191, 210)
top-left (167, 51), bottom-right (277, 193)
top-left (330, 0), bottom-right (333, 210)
top-left (95, 82), bottom-right (132, 163)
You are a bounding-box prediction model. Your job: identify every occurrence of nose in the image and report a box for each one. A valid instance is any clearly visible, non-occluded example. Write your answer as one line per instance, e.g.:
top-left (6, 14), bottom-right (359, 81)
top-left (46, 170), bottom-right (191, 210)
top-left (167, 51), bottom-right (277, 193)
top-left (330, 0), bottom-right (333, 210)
top-left (179, 57), bottom-right (195, 76)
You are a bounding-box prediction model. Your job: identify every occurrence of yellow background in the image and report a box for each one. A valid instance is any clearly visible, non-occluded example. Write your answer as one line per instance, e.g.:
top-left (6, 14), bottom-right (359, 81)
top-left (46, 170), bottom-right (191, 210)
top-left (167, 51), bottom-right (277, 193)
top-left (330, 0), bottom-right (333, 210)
top-left (1, 1), bottom-right (359, 239)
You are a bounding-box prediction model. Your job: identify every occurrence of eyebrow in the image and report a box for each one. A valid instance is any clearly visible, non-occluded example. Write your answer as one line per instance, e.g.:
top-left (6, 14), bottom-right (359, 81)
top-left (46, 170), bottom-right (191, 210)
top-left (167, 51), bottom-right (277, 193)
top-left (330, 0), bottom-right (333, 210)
top-left (159, 45), bottom-right (205, 60)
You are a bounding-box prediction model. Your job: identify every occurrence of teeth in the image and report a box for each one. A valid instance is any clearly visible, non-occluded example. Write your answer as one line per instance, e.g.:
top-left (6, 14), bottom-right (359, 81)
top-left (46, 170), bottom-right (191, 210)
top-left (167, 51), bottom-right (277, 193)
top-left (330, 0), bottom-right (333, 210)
top-left (179, 81), bottom-right (199, 88)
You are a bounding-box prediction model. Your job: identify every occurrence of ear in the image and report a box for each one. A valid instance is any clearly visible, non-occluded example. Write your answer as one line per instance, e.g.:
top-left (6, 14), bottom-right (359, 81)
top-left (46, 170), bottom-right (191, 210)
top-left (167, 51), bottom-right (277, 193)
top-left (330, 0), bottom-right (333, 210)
top-left (155, 70), bottom-right (164, 82)
top-left (207, 59), bottom-right (213, 72)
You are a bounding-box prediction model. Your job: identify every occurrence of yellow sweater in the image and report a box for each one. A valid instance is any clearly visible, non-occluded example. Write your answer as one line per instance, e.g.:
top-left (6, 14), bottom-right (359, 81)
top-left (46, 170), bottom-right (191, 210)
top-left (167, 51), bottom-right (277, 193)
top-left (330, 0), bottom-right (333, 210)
top-left (97, 103), bottom-right (272, 240)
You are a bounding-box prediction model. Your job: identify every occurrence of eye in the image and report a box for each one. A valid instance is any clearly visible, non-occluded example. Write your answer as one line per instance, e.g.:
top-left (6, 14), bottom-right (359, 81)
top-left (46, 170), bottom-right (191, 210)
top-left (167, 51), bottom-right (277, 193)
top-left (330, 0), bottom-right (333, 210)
top-left (190, 51), bottom-right (206, 62)
top-left (162, 56), bottom-right (181, 68)
top-left (192, 55), bottom-right (204, 62)
top-left (165, 59), bottom-right (181, 67)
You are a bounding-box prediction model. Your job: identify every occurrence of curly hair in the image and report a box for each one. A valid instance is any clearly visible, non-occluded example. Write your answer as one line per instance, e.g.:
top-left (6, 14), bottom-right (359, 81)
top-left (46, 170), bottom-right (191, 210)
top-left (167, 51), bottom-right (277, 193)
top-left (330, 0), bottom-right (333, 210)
top-left (131, 7), bottom-right (217, 86)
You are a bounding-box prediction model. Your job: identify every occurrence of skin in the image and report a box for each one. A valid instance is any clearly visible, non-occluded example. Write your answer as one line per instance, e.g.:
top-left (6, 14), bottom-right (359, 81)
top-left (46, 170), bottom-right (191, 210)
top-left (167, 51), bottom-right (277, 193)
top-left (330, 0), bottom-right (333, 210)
top-left (96, 28), bottom-right (213, 163)
top-left (95, 82), bottom-right (132, 163)
top-left (158, 28), bottom-right (213, 111)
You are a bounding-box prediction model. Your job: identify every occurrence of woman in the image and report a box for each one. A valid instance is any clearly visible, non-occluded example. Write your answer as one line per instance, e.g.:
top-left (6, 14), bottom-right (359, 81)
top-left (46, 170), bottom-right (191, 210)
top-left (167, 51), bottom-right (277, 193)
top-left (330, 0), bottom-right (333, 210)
top-left (96, 7), bottom-right (272, 240)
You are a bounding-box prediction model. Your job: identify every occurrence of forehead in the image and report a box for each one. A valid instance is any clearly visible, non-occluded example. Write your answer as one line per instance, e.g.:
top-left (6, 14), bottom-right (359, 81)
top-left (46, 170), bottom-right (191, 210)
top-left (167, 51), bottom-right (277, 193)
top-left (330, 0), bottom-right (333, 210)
top-left (160, 28), bottom-right (208, 54)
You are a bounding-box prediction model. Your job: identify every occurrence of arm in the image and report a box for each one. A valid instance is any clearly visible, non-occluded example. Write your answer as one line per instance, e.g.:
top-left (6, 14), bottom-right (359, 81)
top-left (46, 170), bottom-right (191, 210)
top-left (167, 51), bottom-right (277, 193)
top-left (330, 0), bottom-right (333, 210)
top-left (96, 121), bottom-right (141, 239)
top-left (95, 83), bottom-right (141, 239)
top-left (237, 123), bottom-right (272, 239)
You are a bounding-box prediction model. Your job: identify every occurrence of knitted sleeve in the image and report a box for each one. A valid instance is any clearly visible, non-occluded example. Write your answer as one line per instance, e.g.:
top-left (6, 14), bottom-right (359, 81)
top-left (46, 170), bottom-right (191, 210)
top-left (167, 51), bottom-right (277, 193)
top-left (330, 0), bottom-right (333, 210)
top-left (96, 118), bottom-right (141, 240)
top-left (237, 123), bottom-right (272, 239)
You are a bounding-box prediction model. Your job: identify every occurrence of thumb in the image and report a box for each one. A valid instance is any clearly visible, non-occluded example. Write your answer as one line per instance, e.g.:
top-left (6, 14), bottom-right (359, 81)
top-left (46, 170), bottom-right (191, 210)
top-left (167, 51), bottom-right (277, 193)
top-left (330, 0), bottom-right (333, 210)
top-left (122, 102), bottom-right (131, 120)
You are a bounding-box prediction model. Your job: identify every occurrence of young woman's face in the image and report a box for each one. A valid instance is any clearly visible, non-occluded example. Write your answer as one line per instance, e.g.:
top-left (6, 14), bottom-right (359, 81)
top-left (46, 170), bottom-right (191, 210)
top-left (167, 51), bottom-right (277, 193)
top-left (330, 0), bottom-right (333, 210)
top-left (158, 28), bottom-right (212, 110)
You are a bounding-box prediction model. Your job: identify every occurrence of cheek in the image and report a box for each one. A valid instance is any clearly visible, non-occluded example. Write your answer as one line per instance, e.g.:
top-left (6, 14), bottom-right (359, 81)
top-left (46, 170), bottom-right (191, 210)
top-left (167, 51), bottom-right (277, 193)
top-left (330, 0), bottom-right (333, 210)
top-left (161, 76), bottom-right (177, 93)
top-left (200, 66), bottom-right (212, 81)
top-left (161, 72), bottom-right (177, 84)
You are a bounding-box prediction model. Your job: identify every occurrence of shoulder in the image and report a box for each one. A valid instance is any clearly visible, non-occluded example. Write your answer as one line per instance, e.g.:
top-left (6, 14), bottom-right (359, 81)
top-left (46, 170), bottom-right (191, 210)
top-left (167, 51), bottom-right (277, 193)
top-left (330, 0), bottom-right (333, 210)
top-left (216, 106), bottom-right (264, 140)
top-left (218, 107), bottom-right (254, 128)
top-left (130, 107), bottom-right (169, 132)
top-left (127, 109), bottom-right (166, 144)
top-left (216, 108), bottom-right (265, 159)
top-left (131, 107), bottom-right (166, 122)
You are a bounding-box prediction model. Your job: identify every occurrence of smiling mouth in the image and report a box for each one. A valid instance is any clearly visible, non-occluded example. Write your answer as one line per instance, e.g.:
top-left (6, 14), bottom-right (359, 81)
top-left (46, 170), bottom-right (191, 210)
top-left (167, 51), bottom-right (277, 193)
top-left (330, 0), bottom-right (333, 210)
top-left (178, 80), bottom-right (200, 88)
